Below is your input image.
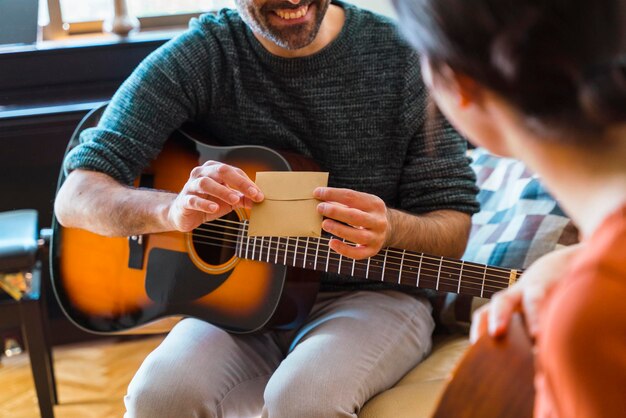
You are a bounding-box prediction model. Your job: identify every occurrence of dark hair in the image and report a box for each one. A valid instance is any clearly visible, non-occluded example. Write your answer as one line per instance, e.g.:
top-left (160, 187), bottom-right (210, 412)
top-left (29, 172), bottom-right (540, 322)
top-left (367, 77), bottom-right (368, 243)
top-left (393, 0), bottom-right (626, 139)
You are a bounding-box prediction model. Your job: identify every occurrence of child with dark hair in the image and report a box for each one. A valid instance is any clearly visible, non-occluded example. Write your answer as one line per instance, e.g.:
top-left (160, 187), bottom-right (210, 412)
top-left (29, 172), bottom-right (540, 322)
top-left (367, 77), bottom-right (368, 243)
top-left (393, 0), bottom-right (626, 415)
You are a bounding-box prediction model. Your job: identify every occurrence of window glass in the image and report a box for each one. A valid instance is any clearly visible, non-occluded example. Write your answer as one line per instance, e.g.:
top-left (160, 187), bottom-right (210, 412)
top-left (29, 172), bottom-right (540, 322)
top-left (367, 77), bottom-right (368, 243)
top-left (60, 0), bottom-right (109, 23)
top-left (59, 0), bottom-right (234, 23)
top-left (345, 0), bottom-right (396, 19)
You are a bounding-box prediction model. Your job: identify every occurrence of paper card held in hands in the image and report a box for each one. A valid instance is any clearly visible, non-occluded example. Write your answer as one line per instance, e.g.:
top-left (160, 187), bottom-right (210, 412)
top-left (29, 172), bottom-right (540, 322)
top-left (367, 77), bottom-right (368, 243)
top-left (249, 171), bottom-right (329, 237)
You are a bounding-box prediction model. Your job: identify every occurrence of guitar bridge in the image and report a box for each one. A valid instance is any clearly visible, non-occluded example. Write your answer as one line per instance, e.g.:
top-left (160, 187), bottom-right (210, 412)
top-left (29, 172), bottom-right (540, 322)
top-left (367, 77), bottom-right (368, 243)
top-left (128, 235), bottom-right (145, 269)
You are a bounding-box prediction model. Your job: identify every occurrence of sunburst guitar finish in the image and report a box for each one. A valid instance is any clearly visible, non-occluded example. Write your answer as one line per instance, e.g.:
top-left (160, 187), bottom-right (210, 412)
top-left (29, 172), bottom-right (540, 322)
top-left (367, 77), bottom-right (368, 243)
top-left (51, 128), bottom-right (320, 334)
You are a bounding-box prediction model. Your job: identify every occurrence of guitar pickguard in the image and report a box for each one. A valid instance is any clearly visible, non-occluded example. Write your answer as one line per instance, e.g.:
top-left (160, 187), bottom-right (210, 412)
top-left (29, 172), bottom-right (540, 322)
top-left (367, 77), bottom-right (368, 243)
top-left (145, 248), bottom-right (230, 304)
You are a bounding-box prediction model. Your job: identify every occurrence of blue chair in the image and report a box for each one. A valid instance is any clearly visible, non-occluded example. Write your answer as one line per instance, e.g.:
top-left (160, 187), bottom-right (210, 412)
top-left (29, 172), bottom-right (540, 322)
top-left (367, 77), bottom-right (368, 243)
top-left (0, 209), bottom-right (56, 418)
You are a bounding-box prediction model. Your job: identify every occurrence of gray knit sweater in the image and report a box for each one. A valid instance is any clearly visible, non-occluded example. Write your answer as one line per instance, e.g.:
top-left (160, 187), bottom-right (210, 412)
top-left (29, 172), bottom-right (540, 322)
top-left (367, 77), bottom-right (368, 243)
top-left (65, 1), bottom-right (479, 290)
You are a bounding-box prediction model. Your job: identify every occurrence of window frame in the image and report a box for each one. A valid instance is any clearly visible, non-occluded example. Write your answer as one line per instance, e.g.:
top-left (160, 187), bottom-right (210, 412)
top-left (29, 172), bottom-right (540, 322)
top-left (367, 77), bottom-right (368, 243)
top-left (44, 0), bottom-right (210, 39)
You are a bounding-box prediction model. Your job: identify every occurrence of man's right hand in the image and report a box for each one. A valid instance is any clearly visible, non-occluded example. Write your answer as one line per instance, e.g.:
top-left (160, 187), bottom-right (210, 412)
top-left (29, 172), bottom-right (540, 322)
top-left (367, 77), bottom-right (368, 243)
top-left (168, 161), bottom-right (264, 232)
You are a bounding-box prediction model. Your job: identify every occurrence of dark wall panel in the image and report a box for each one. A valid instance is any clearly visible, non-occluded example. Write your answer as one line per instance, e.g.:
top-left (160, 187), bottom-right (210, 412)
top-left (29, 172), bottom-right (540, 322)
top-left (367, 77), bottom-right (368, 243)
top-left (0, 112), bottom-right (86, 226)
top-left (0, 37), bottom-right (165, 344)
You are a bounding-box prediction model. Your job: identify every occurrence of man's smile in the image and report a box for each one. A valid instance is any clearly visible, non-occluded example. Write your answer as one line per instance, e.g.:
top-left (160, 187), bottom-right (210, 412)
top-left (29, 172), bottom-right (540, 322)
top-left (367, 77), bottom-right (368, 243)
top-left (274, 4), bottom-right (309, 20)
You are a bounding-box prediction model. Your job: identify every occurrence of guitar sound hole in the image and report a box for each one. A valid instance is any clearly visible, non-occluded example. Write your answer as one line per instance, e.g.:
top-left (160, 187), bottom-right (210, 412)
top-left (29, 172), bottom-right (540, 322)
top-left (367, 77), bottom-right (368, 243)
top-left (191, 212), bottom-right (240, 265)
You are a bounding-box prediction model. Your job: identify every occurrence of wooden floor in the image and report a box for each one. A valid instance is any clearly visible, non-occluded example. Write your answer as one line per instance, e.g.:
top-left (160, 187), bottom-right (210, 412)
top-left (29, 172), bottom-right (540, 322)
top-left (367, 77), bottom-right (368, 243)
top-left (0, 336), bottom-right (165, 418)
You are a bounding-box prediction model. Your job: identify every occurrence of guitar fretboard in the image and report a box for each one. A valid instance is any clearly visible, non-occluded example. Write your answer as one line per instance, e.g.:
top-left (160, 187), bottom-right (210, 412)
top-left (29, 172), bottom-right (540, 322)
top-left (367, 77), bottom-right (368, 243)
top-left (234, 228), bottom-right (520, 299)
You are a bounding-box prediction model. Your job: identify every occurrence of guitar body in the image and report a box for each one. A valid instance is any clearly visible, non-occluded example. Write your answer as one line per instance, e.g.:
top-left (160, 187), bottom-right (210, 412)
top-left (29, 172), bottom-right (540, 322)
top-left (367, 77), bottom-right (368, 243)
top-left (51, 108), bottom-right (319, 334)
top-left (52, 106), bottom-right (523, 336)
top-left (433, 314), bottom-right (535, 418)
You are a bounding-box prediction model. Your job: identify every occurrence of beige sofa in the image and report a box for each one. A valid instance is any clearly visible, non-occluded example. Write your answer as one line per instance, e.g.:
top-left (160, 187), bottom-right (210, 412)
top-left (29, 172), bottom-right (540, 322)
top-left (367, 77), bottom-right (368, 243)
top-left (360, 334), bottom-right (470, 417)
top-left (360, 148), bottom-right (578, 417)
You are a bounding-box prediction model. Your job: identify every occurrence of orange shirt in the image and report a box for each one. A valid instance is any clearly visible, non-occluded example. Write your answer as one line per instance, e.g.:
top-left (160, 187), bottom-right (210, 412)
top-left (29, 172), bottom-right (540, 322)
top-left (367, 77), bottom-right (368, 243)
top-left (535, 204), bottom-right (626, 417)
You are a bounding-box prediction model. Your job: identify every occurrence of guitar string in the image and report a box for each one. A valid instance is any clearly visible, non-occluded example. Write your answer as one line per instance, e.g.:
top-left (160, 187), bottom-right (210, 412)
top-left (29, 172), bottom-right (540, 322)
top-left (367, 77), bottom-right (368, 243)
top-left (189, 237), bottom-right (508, 292)
top-left (189, 233), bottom-right (510, 292)
top-left (193, 218), bottom-right (519, 277)
top-left (195, 217), bottom-right (516, 274)
top-left (190, 227), bottom-right (515, 289)
top-left (189, 236), bottom-right (506, 293)
top-left (190, 225), bottom-right (516, 284)
top-left (195, 217), bottom-right (518, 276)
top-left (191, 227), bottom-right (511, 285)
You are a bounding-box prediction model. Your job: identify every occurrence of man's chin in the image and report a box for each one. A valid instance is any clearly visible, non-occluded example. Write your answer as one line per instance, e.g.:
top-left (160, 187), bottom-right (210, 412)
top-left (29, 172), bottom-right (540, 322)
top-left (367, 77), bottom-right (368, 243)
top-left (265, 27), bottom-right (318, 50)
top-left (275, 36), bottom-right (317, 50)
top-left (262, 1), bottom-right (326, 50)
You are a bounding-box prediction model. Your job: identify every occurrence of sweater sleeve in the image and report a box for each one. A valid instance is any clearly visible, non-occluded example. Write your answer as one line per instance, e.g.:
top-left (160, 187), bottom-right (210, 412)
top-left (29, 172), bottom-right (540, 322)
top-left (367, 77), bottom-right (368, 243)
top-left (63, 18), bottom-right (215, 185)
top-left (397, 55), bottom-right (479, 215)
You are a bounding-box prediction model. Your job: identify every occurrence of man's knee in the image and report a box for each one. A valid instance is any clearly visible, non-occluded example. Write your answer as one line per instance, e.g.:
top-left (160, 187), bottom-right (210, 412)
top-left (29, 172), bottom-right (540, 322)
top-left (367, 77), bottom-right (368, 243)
top-left (124, 350), bottom-right (217, 418)
top-left (263, 369), bottom-right (355, 418)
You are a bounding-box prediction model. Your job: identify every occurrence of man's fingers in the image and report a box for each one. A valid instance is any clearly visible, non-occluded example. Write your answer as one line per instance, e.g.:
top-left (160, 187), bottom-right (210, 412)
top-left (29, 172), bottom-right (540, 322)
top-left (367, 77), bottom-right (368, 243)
top-left (210, 164), bottom-right (263, 202)
top-left (183, 195), bottom-right (219, 214)
top-left (187, 177), bottom-right (241, 205)
top-left (191, 162), bottom-right (263, 202)
top-left (322, 219), bottom-right (372, 246)
top-left (327, 239), bottom-right (375, 260)
top-left (314, 187), bottom-right (384, 213)
top-left (318, 203), bottom-right (379, 231)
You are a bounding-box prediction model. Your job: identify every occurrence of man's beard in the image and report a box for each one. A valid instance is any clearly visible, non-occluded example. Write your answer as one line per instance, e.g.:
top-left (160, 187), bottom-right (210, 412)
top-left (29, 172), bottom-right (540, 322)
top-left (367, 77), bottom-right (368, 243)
top-left (237, 0), bottom-right (330, 50)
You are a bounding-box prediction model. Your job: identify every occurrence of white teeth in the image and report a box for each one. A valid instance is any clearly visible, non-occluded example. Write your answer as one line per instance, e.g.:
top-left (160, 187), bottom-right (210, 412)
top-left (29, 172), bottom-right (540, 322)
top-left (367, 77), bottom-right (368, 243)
top-left (275, 5), bottom-right (308, 20)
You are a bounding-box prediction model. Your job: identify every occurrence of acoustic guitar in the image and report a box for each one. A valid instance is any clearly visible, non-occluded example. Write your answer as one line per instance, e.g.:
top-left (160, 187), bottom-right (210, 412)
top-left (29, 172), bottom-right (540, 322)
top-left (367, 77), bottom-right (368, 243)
top-left (433, 314), bottom-right (535, 418)
top-left (51, 106), bottom-right (522, 335)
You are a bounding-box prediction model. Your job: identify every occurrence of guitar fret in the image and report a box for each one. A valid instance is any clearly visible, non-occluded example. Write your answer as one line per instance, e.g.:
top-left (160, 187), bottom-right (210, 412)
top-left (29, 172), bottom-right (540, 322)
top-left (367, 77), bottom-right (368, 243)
top-left (351, 257), bottom-right (356, 277)
top-left (436, 256), bottom-right (443, 290)
top-left (236, 224), bottom-right (242, 258)
top-left (245, 233), bottom-right (251, 260)
top-left (314, 238), bottom-right (320, 271)
top-left (303, 237), bottom-right (309, 268)
top-left (274, 237), bottom-right (280, 264)
top-left (481, 266), bottom-right (487, 298)
top-left (398, 249), bottom-right (405, 284)
top-left (220, 220), bottom-right (518, 299)
top-left (238, 221), bottom-right (244, 258)
top-left (338, 238), bottom-right (344, 275)
top-left (381, 248), bottom-right (389, 282)
top-left (325, 239), bottom-right (331, 272)
top-left (259, 237), bottom-right (264, 261)
top-left (293, 237), bottom-right (299, 267)
top-left (416, 254), bottom-right (423, 288)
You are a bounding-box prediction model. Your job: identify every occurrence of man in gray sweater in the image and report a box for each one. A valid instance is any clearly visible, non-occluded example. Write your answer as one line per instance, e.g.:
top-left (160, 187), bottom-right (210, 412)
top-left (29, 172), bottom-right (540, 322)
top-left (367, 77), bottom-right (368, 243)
top-left (55, 0), bottom-right (478, 416)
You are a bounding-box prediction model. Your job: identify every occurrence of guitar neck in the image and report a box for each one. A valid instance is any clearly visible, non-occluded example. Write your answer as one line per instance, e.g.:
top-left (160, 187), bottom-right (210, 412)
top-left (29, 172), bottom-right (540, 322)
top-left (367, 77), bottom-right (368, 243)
top-left (235, 230), bottom-right (520, 298)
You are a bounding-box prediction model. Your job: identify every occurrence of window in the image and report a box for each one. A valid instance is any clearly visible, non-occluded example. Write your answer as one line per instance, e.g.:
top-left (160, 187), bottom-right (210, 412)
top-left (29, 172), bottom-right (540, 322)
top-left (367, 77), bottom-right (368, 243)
top-left (40, 0), bottom-right (392, 41)
top-left (59, 0), bottom-right (228, 23)
top-left (346, 0), bottom-right (396, 19)
top-left (44, 0), bottom-right (235, 39)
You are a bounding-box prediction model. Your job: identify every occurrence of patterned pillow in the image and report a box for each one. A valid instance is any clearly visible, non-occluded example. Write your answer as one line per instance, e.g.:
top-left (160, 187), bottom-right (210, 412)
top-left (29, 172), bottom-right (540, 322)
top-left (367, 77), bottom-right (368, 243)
top-left (435, 148), bottom-right (579, 333)
top-left (463, 148), bottom-right (578, 269)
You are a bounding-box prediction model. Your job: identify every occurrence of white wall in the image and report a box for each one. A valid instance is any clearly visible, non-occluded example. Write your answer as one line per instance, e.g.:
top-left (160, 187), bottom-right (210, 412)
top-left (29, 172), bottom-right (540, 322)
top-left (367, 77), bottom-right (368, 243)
top-left (344, 0), bottom-right (396, 19)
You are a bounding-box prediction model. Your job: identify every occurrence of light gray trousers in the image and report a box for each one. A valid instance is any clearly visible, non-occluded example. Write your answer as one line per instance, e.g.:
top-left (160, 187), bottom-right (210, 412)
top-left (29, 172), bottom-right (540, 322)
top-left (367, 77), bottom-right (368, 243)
top-left (124, 290), bottom-right (434, 418)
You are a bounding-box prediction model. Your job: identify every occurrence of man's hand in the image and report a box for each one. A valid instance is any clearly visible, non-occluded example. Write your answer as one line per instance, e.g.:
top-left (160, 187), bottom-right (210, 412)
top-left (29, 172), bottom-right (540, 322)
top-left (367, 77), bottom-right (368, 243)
top-left (470, 244), bottom-right (582, 343)
top-left (314, 187), bottom-right (390, 259)
top-left (168, 161), bottom-right (264, 232)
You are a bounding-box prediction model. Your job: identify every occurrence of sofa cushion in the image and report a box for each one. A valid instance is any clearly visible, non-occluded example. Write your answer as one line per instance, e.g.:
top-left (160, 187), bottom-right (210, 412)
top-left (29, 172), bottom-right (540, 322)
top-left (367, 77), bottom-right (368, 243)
top-left (463, 148), bottom-right (578, 268)
top-left (360, 150), bottom-right (579, 418)
top-left (435, 148), bottom-right (579, 331)
top-left (359, 334), bottom-right (470, 418)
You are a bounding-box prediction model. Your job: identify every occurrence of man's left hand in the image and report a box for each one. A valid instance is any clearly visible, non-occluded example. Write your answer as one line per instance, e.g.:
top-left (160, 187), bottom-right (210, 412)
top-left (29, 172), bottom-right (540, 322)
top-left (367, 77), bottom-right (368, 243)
top-left (314, 187), bottom-right (390, 259)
